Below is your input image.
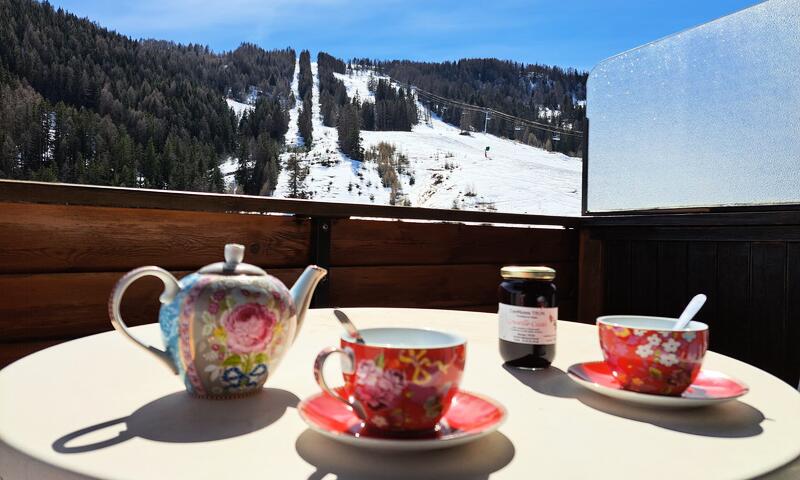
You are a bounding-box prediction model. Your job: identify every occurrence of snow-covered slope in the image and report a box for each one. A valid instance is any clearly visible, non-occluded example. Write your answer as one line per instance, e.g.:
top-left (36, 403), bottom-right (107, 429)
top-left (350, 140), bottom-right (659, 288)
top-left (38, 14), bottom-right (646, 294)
top-left (225, 98), bottom-right (253, 119)
top-left (284, 58), bottom-right (302, 148)
top-left (222, 63), bottom-right (582, 215)
top-left (270, 66), bottom-right (582, 216)
top-left (274, 62), bottom-right (374, 201)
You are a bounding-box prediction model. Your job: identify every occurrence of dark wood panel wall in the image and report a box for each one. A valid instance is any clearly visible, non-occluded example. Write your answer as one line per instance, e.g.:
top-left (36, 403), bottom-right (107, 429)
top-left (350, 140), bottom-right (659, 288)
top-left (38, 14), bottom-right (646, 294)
top-left (0, 195), bottom-right (578, 367)
top-left (328, 219), bottom-right (578, 316)
top-left (580, 226), bottom-right (800, 386)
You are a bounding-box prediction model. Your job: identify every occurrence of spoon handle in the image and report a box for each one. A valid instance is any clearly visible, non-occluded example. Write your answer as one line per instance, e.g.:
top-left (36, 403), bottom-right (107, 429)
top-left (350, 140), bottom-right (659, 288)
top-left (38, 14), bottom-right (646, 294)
top-left (334, 309), bottom-right (366, 344)
top-left (675, 294), bottom-right (707, 330)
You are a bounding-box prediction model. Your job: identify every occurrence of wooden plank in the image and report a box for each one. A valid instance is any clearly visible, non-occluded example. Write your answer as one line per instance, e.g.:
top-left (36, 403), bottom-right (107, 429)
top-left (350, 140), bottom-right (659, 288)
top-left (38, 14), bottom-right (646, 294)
top-left (331, 219), bottom-right (578, 266)
top-left (0, 180), bottom-right (580, 227)
top-left (577, 229), bottom-right (604, 324)
top-left (449, 297), bottom-right (578, 321)
top-left (0, 202), bottom-right (311, 274)
top-left (584, 210), bottom-right (800, 227)
top-left (559, 298), bottom-right (578, 322)
top-left (686, 243), bottom-right (718, 332)
top-left (786, 243), bottom-right (800, 387)
top-left (328, 263), bottom-right (577, 310)
top-left (0, 339), bottom-right (65, 368)
top-left (0, 269), bottom-right (302, 341)
top-left (449, 304), bottom-right (498, 314)
top-left (629, 241), bottom-right (659, 316)
top-left (589, 226), bottom-right (800, 242)
top-left (749, 242), bottom-right (787, 382)
top-left (715, 243), bottom-right (751, 362)
top-left (656, 242), bottom-right (687, 317)
top-left (603, 240), bottom-right (631, 315)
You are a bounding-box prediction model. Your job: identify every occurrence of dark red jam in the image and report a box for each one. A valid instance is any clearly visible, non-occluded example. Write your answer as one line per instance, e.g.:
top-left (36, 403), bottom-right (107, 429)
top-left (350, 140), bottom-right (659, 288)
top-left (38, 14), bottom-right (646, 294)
top-left (498, 266), bottom-right (557, 369)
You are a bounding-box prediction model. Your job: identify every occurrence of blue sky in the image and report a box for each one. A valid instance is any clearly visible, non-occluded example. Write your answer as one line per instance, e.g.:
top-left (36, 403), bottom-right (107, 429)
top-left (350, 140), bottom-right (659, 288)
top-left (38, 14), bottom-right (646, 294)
top-left (51, 0), bottom-right (760, 70)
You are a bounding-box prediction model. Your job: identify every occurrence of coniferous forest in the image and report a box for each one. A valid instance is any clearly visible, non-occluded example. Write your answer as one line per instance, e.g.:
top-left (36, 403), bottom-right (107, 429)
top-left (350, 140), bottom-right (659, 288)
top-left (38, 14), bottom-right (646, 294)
top-left (0, 0), bottom-right (294, 192)
top-left (0, 0), bottom-right (588, 198)
top-left (358, 58), bottom-right (587, 156)
top-left (316, 53), bottom-right (363, 160)
top-left (317, 52), bottom-right (348, 128)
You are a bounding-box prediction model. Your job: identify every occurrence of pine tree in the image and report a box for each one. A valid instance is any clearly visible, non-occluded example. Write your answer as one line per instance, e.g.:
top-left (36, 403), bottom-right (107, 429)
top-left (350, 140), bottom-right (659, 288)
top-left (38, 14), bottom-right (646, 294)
top-left (141, 140), bottom-right (161, 188)
top-left (286, 153), bottom-right (308, 199)
top-left (337, 102), bottom-right (362, 160)
top-left (298, 95), bottom-right (313, 147)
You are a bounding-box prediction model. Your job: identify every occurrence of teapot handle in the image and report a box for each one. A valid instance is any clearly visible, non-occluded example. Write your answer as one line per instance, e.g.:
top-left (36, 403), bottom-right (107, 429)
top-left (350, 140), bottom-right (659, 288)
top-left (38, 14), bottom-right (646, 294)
top-left (109, 266), bottom-right (180, 374)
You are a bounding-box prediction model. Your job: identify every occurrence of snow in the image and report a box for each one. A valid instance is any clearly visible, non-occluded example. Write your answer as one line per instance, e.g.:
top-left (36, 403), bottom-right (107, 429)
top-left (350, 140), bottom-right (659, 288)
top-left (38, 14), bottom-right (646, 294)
top-left (225, 98), bottom-right (254, 119)
top-left (284, 58), bottom-right (303, 148)
top-left (538, 107), bottom-right (561, 120)
top-left (334, 69), bottom-right (378, 102)
top-left (360, 122), bottom-right (580, 215)
top-left (219, 156), bottom-right (238, 192)
top-left (270, 65), bottom-right (582, 216)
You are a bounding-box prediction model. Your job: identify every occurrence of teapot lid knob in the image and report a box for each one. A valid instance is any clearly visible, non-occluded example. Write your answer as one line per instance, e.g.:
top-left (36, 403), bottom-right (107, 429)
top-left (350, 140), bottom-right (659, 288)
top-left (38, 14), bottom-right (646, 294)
top-left (224, 243), bottom-right (245, 266)
top-left (197, 243), bottom-right (268, 276)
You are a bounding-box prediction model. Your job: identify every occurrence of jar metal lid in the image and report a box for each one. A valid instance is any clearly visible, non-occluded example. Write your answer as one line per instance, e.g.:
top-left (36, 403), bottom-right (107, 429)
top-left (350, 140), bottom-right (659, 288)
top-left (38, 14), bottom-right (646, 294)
top-left (501, 266), bottom-right (556, 281)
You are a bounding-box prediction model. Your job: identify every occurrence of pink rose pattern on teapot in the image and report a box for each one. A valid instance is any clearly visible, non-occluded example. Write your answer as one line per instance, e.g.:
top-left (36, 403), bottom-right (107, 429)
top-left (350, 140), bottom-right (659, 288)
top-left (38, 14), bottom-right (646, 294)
top-left (222, 302), bottom-right (276, 354)
top-left (163, 275), bottom-right (297, 398)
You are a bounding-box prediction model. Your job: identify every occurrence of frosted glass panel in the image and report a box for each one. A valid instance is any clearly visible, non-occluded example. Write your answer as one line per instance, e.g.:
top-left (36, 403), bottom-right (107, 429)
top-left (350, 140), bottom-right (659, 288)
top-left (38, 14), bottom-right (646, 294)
top-left (586, 0), bottom-right (800, 213)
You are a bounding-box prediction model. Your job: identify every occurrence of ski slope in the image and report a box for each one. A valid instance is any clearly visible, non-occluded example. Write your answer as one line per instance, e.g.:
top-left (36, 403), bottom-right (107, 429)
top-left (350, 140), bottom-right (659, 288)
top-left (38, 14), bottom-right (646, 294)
top-left (225, 63), bottom-right (582, 216)
top-left (284, 58), bottom-right (302, 148)
top-left (272, 66), bottom-right (582, 216)
top-left (274, 62), bottom-right (386, 202)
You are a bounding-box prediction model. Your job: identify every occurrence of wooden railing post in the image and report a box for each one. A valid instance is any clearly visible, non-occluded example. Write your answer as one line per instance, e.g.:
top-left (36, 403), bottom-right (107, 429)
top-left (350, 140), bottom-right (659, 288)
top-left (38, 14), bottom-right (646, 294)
top-left (577, 227), bottom-right (604, 324)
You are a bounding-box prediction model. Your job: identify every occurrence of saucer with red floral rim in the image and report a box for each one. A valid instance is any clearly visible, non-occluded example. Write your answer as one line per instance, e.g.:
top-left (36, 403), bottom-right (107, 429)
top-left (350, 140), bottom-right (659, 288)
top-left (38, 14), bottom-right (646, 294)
top-left (567, 361), bottom-right (749, 408)
top-left (298, 389), bottom-right (506, 451)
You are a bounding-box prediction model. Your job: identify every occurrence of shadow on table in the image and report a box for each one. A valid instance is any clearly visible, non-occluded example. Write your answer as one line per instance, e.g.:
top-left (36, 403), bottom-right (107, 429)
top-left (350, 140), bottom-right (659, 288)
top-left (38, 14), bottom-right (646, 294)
top-left (295, 429), bottom-right (515, 480)
top-left (52, 388), bottom-right (299, 453)
top-left (504, 365), bottom-right (765, 439)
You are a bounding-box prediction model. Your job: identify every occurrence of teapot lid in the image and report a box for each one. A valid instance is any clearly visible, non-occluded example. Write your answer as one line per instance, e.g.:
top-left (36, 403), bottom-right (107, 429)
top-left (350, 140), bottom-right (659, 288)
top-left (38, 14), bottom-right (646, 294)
top-left (198, 244), bottom-right (268, 276)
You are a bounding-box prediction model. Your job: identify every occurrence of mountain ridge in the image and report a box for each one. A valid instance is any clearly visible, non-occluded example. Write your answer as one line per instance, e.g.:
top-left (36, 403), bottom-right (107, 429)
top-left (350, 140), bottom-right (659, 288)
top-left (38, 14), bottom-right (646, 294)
top-left (0, 0), bottom-right (584, 215)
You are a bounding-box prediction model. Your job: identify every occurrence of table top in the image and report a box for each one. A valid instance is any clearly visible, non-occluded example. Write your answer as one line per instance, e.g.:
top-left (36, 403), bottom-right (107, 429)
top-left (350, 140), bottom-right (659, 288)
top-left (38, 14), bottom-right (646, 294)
top-left (1, 308), bottom-right (799, 480)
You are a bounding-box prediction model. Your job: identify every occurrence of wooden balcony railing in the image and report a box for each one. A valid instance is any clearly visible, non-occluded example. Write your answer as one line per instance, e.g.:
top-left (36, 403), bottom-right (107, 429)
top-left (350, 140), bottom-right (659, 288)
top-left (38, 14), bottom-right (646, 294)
top-left (0, 179), bottom-right (798, 387)
top-left (0, 180), bottom-right (580, 368)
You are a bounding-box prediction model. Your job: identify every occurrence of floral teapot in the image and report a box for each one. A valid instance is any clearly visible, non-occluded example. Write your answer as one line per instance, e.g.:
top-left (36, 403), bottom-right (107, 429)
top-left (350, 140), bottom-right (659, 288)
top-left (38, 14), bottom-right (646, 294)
top-left (109, 244), bottom-right (327, 398)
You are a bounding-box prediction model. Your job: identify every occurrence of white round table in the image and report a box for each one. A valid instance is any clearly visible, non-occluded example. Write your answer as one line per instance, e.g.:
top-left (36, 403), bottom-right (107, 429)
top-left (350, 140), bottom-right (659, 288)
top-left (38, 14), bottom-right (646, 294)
top-left (1, 308), bottom-right (798, 480)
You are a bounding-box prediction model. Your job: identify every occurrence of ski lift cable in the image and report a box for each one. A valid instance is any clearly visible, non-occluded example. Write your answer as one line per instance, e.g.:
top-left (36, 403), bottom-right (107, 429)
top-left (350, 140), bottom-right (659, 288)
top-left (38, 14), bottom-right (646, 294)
top-left (415, 90), bottom-right (582, 137)
top-left (400, 83), bottom-right (583, 137)
top-left (423, 92), bottom-right (577, 136)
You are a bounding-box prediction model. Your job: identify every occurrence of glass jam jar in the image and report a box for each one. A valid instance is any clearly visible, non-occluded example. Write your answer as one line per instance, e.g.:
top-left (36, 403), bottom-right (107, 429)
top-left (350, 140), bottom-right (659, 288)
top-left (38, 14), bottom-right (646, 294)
top-left (498, 266), bottom-right (557, 369)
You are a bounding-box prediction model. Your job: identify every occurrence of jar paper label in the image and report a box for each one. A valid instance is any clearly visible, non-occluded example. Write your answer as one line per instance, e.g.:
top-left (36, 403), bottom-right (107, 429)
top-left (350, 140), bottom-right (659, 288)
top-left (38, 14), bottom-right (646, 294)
top-left (498, 304), bottom-right (557, 345)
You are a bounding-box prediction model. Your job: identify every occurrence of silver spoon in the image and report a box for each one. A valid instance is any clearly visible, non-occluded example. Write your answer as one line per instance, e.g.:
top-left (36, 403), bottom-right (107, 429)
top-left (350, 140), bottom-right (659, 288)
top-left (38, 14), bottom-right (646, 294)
top-left (334, 309), bottom-right (366, 344)
top-left (674, 294), bottom-right (707, 330)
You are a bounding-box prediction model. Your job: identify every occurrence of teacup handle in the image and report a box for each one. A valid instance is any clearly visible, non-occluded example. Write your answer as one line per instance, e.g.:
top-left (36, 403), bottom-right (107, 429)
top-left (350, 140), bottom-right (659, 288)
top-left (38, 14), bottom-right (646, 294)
top-left (109, 266), bottom-right (180, 374)
top-left (313, 347), bottom-right (366, 419)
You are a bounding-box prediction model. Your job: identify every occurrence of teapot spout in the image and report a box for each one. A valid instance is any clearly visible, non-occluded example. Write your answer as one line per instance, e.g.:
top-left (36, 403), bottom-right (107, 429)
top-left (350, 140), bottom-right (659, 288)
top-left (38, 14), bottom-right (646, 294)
top-left (290, 265), bottom-right (328, 341)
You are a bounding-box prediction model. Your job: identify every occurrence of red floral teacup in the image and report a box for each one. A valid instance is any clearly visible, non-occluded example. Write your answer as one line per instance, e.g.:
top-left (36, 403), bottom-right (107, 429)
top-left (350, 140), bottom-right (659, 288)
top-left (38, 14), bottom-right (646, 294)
top-left (314, 327), bottom-right (466, 432)
top-left (597, 316), bottom-right (709, 396)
